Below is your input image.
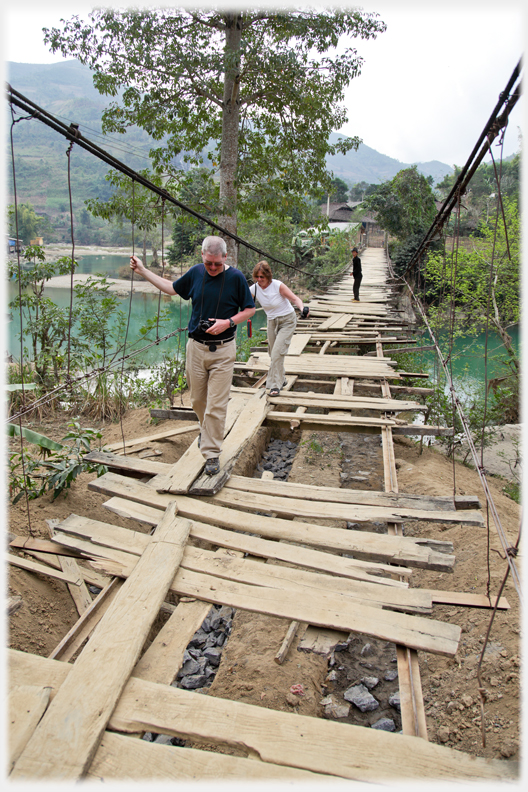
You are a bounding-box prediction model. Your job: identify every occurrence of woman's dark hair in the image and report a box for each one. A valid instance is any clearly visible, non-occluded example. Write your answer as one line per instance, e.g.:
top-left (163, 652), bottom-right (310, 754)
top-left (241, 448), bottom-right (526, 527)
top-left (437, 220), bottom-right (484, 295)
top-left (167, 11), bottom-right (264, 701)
top-left (252, 260), bottom-right (273, 284)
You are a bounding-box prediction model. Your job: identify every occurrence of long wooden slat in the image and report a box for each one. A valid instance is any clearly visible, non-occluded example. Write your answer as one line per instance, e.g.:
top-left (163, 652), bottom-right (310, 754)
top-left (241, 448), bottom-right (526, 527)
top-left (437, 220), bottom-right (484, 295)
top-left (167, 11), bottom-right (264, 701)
top-left (88, 731), bottom-right (326, 781)
top-left (51, 521), bottom-right (430, 613)
top-left (187, 388), bottom-right (270, 496)
top-left (208, 486), bottom-right (484, 527)
top-left (225, 474), bottom-right (481, 511)
top-left (88, 473), bottom-right (455, 570)
top-left (98, 501), bottom-right (414, 583)
top-left (9, 651), bottom-right (513, 782)
top-left (7, 553), bottom-right (83, 586)
top-left (105, 423), bottom-right (200, 452)
top-left (11, 504), bottom-right (192, 780)
top-left (8, 685), bottom-right (51, 773)
top-left (150, 392), bottom-right (249, 494)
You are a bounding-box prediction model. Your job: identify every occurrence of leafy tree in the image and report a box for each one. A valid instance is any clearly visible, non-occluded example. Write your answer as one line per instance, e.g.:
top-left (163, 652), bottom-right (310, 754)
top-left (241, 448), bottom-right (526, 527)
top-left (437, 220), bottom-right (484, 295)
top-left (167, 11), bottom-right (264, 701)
top-left (85, 169), bottom-right (172, 263)
top-left (44, 8), bottom-right (386, 263)
top-left (361, 166), bottom-right (437, 241)
top-left (8, 202), bottom-right (43, 244)
top-left (348, 181), bottom-right (378, 201)
top-left (425, 198), bottom-right (519, 376)
top-left (323, 177), bottom-right (350, 203)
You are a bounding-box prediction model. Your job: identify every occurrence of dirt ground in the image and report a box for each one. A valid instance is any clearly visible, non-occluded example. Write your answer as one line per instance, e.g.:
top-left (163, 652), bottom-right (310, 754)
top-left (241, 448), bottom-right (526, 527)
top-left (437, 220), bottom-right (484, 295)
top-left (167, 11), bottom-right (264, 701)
top-left (6, 400), bottom-right (522, 773)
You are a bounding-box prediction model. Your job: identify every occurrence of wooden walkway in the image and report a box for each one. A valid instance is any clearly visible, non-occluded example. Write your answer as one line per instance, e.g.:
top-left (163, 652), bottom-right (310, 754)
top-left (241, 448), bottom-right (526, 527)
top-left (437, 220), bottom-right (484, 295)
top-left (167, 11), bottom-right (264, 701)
top-left (8, 246), bottom-right (513, 782)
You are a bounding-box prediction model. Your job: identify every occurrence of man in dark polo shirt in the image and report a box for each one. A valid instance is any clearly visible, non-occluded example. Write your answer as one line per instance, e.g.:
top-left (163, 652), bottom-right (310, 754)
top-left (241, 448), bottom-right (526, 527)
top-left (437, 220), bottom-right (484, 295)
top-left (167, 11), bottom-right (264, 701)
top-left (130, 236), bottom-right (255, 475)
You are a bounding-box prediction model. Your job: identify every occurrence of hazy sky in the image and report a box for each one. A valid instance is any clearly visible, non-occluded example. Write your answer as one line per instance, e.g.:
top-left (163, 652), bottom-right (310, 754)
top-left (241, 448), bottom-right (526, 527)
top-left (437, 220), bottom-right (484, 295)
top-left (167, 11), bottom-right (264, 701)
top-left (2, 0), bottom-right (525, 169)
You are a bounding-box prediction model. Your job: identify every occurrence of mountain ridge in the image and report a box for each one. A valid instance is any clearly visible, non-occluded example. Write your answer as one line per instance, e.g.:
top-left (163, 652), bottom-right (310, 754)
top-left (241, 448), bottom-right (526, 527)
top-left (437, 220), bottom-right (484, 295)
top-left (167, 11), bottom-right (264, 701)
top-left (7, 60), bottom-right (453, 188)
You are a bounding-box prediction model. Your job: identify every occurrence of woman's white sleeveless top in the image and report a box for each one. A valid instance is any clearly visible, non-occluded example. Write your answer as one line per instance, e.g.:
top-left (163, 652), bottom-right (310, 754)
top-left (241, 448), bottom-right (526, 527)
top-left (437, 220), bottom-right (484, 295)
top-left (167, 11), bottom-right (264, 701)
top-left (251, 279), bottom-right (294, 319)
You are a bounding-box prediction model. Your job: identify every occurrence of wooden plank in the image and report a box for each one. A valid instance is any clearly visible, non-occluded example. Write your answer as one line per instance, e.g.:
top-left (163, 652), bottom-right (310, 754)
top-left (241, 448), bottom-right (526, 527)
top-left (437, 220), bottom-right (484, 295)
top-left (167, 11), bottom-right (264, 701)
top-left (275, 621), bottom-right (300, 664)
top-left (226, 475), bottom-right (480, 512)
top-left (7, 553), bottom-right (82, 586)
top-left (9, 651), bottom-right (513, 782)
top-left (98, 501), bottom-right (413, 583)
top-left (133, 599), bottom-right (212, 685)
top-left (52, 525), bottom-right (431, 614)
top-left (211, 485), bottom-right (483, 527)
top-left (150, 392), bottom-right (249, 494)
top-left (84, 450), bottom-right (167, 476)
top-left (8, 685), bottom-right (52, 773)
top-left (68, 557), bottom-right (460, 656)
top-left (88, 473), bottom-right (455, 570)
top-left (49, 577), bottom-right (123, 662)
top-left (287, 333), bottom-right (311, 355)
top-left (11, 504), bottom-right (193, 780)
top-left (45, 519), bottom-right (93, 616)
top-left (104, 423), bottom-right (200, 452)
top-left (397, 645), bottom-right (428, 740)
top-left (188, 389), bottom-right (269, 496)
top-left (88, 731), bottom-right (325, 781)
top-left (269, 393), bottom-right (426, 411)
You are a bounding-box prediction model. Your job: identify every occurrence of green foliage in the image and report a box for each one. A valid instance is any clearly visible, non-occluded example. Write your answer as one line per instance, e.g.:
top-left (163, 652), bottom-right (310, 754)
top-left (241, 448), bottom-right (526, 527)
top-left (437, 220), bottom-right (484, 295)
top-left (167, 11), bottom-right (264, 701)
top-left (424, 199), bottom-right (519, 340)
top-left (348, 181), bottom-right (379, 201)
top-left (8, 421), bottom-right (107, 503)
top-left (132, 354), bottom-right (187, 409)
top-left (236, 329), bottom-right (267, 363)
top-left (301, 228), bottom-right (353, 288)
top-left (44, 8), bottom-right (386, 244)
top-left (7, 202), bottom-right (44, 244)
top-left (362, 166), bottom-right (437, 241)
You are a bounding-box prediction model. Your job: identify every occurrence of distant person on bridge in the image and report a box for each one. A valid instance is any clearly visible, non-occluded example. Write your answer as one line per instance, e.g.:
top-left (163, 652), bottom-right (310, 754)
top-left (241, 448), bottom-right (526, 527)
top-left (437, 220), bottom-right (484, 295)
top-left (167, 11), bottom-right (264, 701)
top-left (130, 236), bottom-right (255, 476)
top-left (350, 247), bottom-right (362, 301)
top-left (250, 261), bottom-right (309, 397)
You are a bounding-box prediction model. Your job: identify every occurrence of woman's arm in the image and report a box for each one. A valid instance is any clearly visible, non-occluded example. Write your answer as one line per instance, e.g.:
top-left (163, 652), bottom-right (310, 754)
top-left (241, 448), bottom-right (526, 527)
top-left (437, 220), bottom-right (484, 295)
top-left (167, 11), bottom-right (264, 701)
top-left (279, 282), bottom-right (306, 313)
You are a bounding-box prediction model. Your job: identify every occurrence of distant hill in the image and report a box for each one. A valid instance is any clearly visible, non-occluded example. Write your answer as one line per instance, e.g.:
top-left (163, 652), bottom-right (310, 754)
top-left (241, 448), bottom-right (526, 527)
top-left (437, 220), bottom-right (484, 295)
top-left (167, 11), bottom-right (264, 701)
top-left (326, 133), bottom-right (453, 186)
top-left (6, 60), bottom-right (453, 222)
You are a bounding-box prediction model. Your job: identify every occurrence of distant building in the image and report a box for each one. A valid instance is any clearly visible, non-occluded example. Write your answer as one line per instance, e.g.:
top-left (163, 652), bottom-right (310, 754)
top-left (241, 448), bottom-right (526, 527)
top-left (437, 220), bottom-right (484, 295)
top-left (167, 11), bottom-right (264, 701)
top-left (29, 237), bottom-right (44, 246)
top-left (7, 237), bottom-right (23, 254)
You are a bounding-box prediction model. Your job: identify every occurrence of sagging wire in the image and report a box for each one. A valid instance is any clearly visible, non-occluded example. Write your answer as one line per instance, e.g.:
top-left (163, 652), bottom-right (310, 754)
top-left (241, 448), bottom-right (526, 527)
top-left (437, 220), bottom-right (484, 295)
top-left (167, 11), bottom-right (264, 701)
top-left (475, 525), bottom-right (521, 748)
top-left (118, 180), bottom-right (136, 456)
top-left (8, 103), bottom-right (35, 537)
top-left (8, 327), bottom-right (186, 425)
top-left (404, 286), bottom-right (522, 603)
top-left (65, 125), bottom-right (81, 383)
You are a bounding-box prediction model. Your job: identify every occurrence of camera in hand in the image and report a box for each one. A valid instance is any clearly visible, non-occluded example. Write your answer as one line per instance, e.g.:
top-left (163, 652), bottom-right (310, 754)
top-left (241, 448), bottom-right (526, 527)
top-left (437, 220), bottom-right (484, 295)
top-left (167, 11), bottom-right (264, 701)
top-left (198, 318), bottom-right (215, 332)
top-left (300, 306), bottom-right (309, 319)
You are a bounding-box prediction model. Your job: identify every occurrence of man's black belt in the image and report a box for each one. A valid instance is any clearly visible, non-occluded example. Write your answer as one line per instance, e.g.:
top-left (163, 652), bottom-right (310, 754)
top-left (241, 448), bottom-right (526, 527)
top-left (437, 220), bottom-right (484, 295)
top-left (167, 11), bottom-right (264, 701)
top-left (190, 335), bottom-right (235, 347)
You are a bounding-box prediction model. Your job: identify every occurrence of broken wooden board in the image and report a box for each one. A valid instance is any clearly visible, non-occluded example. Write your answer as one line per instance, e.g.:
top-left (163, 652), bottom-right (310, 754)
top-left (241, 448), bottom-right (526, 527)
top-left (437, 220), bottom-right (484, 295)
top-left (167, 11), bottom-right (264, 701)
top-left (97, 502), bottom-right (413, 584)
top-left (225, 475), bottom-right (481, 512)
top-left (149, 392), bottom-right (249, 494)
top-left (11, 505), bottom-right (192, 780)
top-left (88, 472), bottom-right (455, 571)
top-left (207, 487), bottom-right (484, 527)
top-left (88, 731), bottom-right (327, 781)
top-left (104, 423), bottom-right (200, 453)
top-left (287, 333), bottom-right (311, 355)
top-left (51, 520), bottom-right (432, 614)
top-left (188, 389), bottom-right (269, 496)
top-left (10, 650), bottom-right (514, 782)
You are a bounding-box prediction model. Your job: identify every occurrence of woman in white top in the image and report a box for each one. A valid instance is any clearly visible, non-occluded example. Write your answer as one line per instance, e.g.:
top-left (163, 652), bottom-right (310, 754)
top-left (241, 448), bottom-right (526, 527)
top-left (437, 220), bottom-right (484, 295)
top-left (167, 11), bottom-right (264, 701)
top-left (251, 260), bottom-right (309, 396)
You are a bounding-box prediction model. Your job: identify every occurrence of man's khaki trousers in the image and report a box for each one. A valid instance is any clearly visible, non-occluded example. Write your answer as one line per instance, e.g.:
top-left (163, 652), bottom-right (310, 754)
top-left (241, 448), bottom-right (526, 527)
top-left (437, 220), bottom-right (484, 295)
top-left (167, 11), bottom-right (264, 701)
top-left (185, 337), bottom-right (236, 460)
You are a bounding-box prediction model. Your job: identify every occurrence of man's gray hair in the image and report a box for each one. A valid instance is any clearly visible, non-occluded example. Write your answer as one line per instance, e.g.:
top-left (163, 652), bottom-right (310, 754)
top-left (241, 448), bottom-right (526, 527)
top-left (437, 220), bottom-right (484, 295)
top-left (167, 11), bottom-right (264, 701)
top-left (202, 236), bottom-right (227, 256)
